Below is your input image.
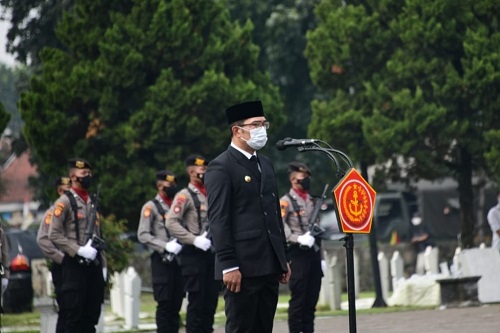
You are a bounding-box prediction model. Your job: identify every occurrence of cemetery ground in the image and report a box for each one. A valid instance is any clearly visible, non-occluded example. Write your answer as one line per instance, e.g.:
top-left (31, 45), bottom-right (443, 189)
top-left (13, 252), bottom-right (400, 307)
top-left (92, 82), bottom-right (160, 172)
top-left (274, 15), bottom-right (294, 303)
top-left (4, 291), bottom-right (500, 333)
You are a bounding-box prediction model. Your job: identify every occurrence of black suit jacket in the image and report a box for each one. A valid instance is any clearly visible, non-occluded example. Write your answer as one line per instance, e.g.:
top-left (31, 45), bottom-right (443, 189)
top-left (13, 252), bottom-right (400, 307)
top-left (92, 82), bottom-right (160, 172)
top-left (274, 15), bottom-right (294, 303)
top-left (205, 145), bottom-right (289, 279)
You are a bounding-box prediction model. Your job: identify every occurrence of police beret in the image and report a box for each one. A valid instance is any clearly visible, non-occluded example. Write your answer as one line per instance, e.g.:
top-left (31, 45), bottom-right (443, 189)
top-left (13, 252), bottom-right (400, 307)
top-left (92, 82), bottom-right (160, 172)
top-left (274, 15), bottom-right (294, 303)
top-left (288, 161), bottom-right (311, 176)
top-left (54, 176), bottom-right (71, 187)
top-left (156, 170), bottom-right (176, 182)
top-left (185, 155), bottom-right (208, 167)
top-left (68, 158), bottom-right (92, 170)
top-left (225, 101), bottom-right (264, 125)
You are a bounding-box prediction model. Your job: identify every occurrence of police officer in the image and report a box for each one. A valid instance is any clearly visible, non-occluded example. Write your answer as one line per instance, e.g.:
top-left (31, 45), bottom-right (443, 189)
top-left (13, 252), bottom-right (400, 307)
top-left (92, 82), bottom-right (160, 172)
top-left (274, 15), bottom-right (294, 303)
top-left (49, 158), bottom-right (106, 333)
top-left (280, 161), bottom-right (324, 333)
top-left (1, 222), bottom-right (9, 312)
top-left (166, 155), bottom-right (219, 333)
top-left (37, 176), bottom-right (72, 332)
top-left (137, 170), bottom-right (184, 333)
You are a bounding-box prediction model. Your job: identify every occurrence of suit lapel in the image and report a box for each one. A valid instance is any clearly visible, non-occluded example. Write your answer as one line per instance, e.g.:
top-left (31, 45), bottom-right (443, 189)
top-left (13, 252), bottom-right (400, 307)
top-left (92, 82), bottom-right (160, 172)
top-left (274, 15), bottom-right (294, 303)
top-left (228, 146), bottom-right (261, 180)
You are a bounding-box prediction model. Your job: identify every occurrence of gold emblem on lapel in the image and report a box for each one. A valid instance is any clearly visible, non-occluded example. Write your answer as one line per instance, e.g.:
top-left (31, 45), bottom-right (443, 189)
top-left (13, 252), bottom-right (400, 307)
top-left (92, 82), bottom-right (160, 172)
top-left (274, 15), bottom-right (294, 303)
top-left (245, 176), bottom-right (251, 183)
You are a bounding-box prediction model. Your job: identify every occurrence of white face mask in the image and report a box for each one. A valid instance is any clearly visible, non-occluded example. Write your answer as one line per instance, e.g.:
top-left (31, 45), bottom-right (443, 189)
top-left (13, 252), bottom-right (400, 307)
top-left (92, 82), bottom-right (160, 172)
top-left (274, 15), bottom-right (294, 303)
top-left (239, 126), bottom-right (268, 150)
top-left (412, 217), bottom-right (422, 226)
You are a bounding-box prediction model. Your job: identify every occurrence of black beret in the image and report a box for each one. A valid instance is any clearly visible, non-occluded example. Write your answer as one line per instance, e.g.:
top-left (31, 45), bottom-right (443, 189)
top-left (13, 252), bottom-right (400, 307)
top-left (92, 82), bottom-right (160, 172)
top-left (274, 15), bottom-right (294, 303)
top-left (185, 155), bottom-right (208, 167)
top-left (55, 176), bottom-right (71, 187)
top-left (288, 161), bottom-right (311, 176)
top-left (156, 170), bottom-right (176, 182)
top-left (225, 101), bottom-right (264, 125)
top-left (68, 157), bottom-right (92, 170)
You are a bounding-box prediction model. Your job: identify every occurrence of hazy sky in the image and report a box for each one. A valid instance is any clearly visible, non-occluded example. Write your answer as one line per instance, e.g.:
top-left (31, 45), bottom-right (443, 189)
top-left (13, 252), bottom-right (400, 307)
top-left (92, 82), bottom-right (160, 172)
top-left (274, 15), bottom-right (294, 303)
top-left (0, 18), bottom-right (17, 67)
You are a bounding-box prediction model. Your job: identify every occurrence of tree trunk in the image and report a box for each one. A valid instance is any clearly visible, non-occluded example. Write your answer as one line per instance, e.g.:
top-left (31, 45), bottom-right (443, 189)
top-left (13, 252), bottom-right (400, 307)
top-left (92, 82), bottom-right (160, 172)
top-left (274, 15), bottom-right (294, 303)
top-left (457, 148), bottom-right (475, 248)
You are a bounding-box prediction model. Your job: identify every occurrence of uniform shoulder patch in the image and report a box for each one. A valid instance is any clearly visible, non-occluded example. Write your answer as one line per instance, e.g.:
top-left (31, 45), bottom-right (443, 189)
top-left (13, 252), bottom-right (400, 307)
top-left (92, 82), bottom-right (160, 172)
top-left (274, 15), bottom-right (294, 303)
top-left (54, 202), bottom-right (65, 217)
top-left (44, 212), bottom-right (53, 225)
top-left (144, 206), bottom-right (152, 218)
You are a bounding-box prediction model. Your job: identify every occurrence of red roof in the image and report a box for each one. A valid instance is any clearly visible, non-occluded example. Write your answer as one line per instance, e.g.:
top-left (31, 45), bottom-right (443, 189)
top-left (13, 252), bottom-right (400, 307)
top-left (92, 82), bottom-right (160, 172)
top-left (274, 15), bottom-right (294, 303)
top-left (0, 152), bottom-right (38, 203)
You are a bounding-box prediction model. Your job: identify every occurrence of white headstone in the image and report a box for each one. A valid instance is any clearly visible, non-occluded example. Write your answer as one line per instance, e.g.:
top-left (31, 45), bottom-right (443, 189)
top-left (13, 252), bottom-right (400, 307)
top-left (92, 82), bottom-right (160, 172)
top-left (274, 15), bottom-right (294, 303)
top-left (390, 251), bottom-right (404, 291)
top-left (110, 271), bottom-right (125, 317)
top-left (378, 252), bottom-right (389, 302)
top-left (424, 246), bottom-right (439, 274)
top-left (458, 248), bottom-right (500, 303)
top-left (124, 266), bottom-right (141, 329)
top-left (452, 247), bottom-right (462, 277)
top-left (439, 262), bottom-right (450, 277)
top-left (328, 255), bottom-right (342, 310)
top-left (318, 251), bottom-right (330, 306)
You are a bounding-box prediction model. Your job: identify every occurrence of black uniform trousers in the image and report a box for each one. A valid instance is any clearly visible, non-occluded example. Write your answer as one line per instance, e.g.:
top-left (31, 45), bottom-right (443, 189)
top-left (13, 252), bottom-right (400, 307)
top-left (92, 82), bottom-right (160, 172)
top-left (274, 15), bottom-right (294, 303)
top-left (179, 246), bottom-right (219, 333)
top-left (59, 255), bottom-right (104, 333)
top-left (51, 262), bottom-right (65, 333)
top-left (224, 274), bottom-right (280, 333)
top-left (288, 246), bottom-right (323, 333)
top-left (151, 252), bottom-right (185, 333)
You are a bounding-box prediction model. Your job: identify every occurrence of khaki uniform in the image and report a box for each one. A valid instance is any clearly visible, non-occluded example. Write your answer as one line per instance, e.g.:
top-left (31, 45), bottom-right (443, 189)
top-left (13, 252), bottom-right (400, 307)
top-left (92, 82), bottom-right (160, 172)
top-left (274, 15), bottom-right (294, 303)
top-left (137, 194), bottom-right (184, 332)
top-left (137, 194), bottom-right (171, 253)
top-left (166, 183), bottom-right (208, 243)
top-left (37, 205), bottom-right (65, 264)
top-left (280, 189), bottom-right (316, 243)
top-left (48, 189), bottom-right (106, 266)
top-left (280, 188), bottom-right (323, 333)
top-left (166, 183), bottom-right (218, 333)
top-left (0, 226), bottom-right (9, 279)
top-left (48, 188), bottom-right (106, 332)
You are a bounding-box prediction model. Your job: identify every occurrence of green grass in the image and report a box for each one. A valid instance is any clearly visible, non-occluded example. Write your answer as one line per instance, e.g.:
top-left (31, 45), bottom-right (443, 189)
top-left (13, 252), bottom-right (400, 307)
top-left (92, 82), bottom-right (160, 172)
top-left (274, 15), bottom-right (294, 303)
top-left (1, 291), bottom-right (434, 331)
top-left (1, 310), bottom-right (40, 327)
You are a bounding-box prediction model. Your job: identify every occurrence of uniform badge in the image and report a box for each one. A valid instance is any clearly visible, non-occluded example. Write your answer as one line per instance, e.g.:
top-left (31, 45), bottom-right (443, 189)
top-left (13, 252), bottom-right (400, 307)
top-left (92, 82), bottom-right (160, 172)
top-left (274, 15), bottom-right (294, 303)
top-left (176, 194), bottom-right (187, 204)
top-left (245, 176), bottom-right (251, 183)
top-left (144, 207), bottom-right (152, 218)
top-left (174, 206), bottom-right (181, 214)
top-left (280, 200), bottom-right (288, 218)
top-left (77, 212), bottom-right (84, 220)
top-left (54, 202), bottom-right (65, 217)
top-left (44, 212), bottom-right (52, 225)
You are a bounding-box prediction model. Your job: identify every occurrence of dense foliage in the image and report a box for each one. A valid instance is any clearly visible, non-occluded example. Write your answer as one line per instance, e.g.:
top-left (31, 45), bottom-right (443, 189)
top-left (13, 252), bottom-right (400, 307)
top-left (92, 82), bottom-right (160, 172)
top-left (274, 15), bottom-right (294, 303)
top-left (306, 0), bottom-right (500, 247)
top-left (19, 0), bottom-right (284, 228)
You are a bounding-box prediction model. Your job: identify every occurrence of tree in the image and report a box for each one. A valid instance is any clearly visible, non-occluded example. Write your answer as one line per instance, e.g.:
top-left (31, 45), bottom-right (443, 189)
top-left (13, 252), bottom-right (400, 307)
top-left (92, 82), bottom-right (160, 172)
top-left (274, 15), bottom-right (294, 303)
top-left (0, 0), bottom-right (73, 65)
top-left (0, 63), bottom-right (28, 134)
top-left (229, 0), bottom-right (321, 193)
top-left (19, 0), bottom-right (284, 227)
top-left (306, 0), bottom-right (403, 182)
top-left (307, 0), bottom-right (500, 248)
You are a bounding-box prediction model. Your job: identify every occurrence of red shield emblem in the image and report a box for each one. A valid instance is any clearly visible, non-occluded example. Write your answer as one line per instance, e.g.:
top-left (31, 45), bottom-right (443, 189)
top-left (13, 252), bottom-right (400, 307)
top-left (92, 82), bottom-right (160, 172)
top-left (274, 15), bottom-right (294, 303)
top-left (333, 168), bottom-right (376, 234)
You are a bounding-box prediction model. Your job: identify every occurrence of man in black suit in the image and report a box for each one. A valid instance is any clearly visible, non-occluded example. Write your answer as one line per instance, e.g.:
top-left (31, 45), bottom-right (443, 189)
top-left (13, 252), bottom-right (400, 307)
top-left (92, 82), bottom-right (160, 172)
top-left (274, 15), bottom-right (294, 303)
top-left (205, 100), bottom-right (291, 333)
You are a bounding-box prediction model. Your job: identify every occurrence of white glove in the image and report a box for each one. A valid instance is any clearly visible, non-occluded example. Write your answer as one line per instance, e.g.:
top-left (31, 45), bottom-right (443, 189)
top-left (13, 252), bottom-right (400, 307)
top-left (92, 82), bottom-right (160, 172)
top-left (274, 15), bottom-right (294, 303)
top-left (321, 260), bottom-right (327, 276)
top-left (297, 231), bottom-right (315, 248)
top-left (1, 278), bottom-right (8, 294)
top-left (103, 267), bottom-right (107, 281)
top-left (193, 232), bottom-right (212, 251)
top-left (165, 239), bottom-right (182, 254)
top-left (77, 239), bottom-right (98, 261)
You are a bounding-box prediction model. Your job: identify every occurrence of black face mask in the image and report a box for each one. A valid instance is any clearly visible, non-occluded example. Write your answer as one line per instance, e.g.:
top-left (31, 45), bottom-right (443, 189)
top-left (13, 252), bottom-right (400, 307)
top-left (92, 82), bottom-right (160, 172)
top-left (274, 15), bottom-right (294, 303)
top-left (298, 177), bottom-right (311, 191)
top-left (197, 173), bottom-right (205, 184)
top-left (77, 175), bottom-right (92, 189)
top-left (163, 186), bottom-right (178, 198)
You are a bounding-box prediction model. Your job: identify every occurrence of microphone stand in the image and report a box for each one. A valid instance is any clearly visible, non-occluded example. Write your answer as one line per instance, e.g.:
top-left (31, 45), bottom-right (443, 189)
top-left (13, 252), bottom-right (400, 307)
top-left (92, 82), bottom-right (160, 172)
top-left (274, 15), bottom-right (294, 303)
top-left (291, 140), bottom-right (385, 333)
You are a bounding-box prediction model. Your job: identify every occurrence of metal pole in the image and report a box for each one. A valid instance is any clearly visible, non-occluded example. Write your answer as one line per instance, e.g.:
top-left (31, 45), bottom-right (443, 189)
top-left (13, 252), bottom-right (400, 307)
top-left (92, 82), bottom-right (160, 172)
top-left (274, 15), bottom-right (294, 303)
top-left (369, 222), bottom-right (387, 307)
top-left (344, 233), bottom-right (357, 333)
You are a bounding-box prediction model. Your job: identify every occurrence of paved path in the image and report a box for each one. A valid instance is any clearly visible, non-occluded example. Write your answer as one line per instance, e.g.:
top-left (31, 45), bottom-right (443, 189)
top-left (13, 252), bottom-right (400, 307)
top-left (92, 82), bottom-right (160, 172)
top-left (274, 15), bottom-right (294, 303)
top-left (210, 304), bottom-right (500, 333)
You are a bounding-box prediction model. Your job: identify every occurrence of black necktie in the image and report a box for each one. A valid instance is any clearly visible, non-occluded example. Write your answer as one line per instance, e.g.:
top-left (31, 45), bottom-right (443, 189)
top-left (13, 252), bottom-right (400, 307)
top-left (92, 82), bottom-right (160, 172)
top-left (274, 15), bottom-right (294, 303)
top-left (250, 155), bottom-right (261, 173)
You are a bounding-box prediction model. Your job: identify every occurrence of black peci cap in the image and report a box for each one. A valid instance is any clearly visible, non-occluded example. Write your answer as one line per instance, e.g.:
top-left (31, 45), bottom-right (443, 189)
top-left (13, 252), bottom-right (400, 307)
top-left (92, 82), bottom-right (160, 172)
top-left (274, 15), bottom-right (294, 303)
top-left (185, 155), bottom-right (208, 167)
top-left (68, 157), bottom-right (92, 170)
top-left (288, 161), bottom-right (311, 176)
top-left (156, 170), bottom-right (176, 182)
top-left (54, 176), bottom-right (71, 187)
top-left (225, 101), bottom-right (264, 125)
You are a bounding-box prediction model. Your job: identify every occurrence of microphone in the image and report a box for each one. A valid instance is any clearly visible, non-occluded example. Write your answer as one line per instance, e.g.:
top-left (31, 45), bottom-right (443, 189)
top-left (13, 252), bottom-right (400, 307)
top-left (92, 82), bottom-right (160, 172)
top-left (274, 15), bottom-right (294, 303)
top-left (276, 137), bottom-right (318, 150)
